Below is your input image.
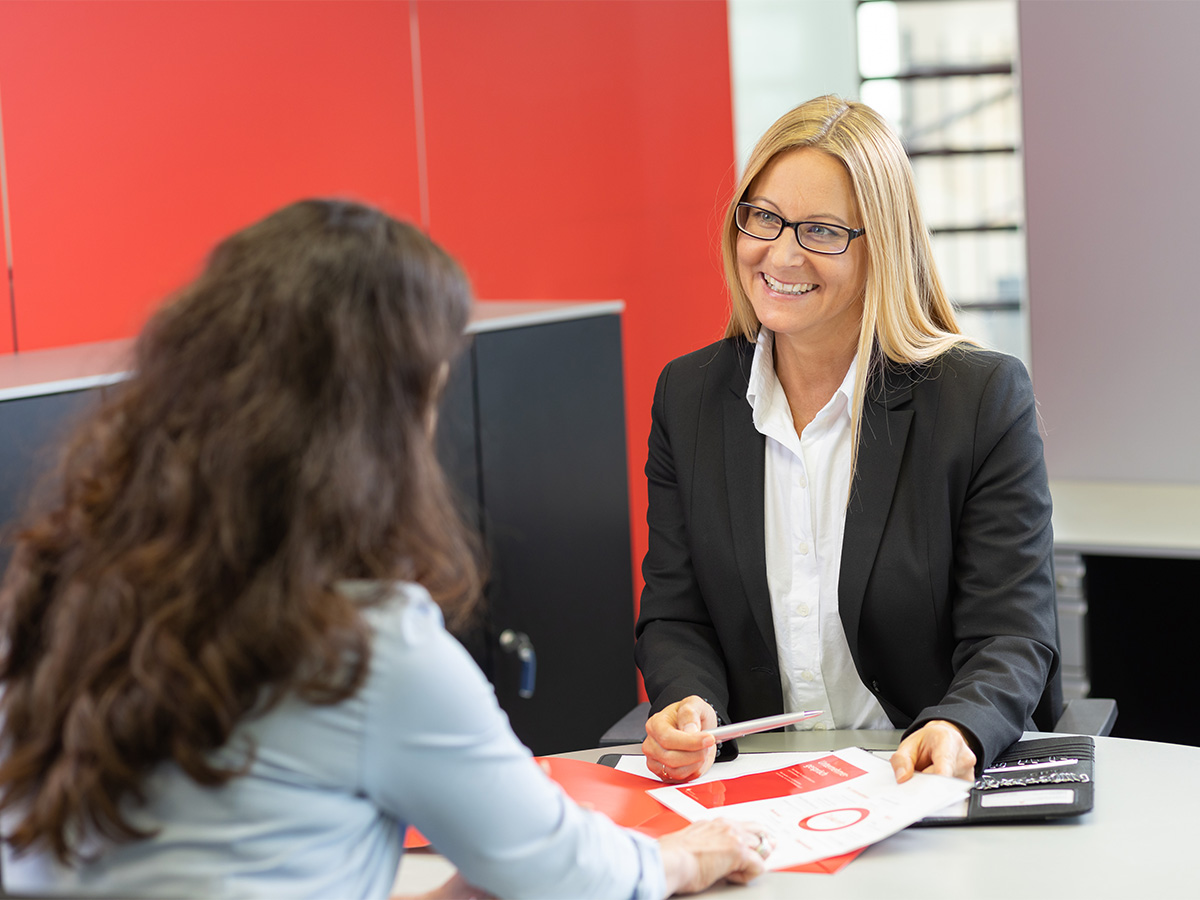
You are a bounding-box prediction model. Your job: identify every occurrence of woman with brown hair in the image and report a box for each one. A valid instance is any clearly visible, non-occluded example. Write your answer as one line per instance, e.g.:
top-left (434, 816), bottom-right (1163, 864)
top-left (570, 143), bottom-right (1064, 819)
top-left (0, 200), bottom-right (768, 897)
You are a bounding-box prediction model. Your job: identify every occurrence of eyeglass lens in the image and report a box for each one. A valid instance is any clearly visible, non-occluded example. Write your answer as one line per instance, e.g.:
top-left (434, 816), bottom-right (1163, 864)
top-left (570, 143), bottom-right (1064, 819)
top-left (735, 204), bottom-right (852, 254)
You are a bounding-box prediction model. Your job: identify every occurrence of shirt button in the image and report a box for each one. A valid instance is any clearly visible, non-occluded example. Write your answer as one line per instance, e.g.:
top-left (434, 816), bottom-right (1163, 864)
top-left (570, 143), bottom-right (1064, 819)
top-left (798, 473), bottom-right (808, 489)
top-left (795, 602), bottom-right (810, 617)
top-left (813, 722), bottom-right (828, 732)
top-left (797, 541), bottom-right (810, 556)
top-left (801, 669), bottom-right (815, 682)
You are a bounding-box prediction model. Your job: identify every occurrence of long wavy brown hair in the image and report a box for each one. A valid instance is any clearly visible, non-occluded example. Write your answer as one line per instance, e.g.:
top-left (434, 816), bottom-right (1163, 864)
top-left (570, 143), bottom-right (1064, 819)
top-left (0, 199), bottom-right (481, 862)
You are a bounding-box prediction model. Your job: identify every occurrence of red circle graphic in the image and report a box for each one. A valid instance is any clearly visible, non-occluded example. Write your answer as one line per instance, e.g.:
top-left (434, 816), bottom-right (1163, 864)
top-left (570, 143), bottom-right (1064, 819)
top-left (797, 807), bottom-right (870, 831)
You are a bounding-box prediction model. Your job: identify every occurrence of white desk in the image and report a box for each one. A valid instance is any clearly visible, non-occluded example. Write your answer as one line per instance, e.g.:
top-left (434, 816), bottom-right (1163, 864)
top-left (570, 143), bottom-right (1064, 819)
top-left (395, 731), bottom-right (1199, 899)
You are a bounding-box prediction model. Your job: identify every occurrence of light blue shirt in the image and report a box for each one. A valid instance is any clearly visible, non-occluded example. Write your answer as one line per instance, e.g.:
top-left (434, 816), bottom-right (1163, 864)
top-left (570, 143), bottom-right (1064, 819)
top-left (3, 584), bottom-right (665, 899)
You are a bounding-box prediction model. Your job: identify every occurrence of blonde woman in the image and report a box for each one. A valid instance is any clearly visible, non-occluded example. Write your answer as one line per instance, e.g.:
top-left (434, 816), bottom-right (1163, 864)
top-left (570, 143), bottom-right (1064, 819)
top-left (635, 96), bottom-right (1058, 785)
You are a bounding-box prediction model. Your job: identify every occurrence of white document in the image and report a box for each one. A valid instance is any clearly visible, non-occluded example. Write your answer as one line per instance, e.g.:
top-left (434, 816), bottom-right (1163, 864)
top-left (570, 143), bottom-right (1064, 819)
top-left (644, 747), bottom-right (970, 870)
top-left (615, 751), bottom-right (831, 784)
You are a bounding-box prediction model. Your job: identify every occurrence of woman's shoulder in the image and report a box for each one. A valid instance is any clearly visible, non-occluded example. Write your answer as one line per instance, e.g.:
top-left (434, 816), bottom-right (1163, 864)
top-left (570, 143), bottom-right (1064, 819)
top-left (939, 343), bottom-right (1026, 373)
top-left (892, 343), bottom-right (1031, 392)
top-left (347, 581), bottom-right (504, 735)
top-left (881, 344), bottom-right (1036, 428)
top-left (656, 336), bottom-right (754, 395)
top-left (665, 336), bottom-right (749, 367)
top-left (338, 581), bottom-right (449, 651)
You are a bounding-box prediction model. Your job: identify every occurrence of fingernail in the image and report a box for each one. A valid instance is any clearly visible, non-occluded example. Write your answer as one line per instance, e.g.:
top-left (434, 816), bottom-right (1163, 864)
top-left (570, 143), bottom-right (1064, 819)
top-left (682, 722), bottom-right (699, 733)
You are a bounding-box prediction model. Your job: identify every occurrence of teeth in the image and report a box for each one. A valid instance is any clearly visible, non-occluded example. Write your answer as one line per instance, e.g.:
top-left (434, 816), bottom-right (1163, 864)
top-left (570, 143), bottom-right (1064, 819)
top-left (764, 273), bottom-right (816, 295)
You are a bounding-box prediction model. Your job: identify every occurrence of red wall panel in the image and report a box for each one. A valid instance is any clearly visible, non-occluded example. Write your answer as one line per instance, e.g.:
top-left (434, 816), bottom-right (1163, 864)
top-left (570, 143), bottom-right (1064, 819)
top-left (0, 1), bottom-right (735, 683)
top-left (417, 0), bottom-right (736, 625)
top-left (0, 89), bottom-right (13, 354)
top-left (0, 0), bottom-right (421, 351)
top-left (0, 168), bottom-right (12, 354)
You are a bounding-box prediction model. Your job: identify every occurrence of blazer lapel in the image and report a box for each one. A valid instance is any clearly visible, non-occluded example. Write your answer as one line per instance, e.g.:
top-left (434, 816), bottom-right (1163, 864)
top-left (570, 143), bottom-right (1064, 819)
top-left (840, 366), bottom-right (914, 662)
top-left (722, 373), bottom-right (776, 659)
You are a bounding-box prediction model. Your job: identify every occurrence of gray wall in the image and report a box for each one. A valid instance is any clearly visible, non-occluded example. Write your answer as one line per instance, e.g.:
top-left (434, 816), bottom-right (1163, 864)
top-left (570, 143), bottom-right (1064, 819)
top-left (728, 0), bottom-right (860, 174)
top-left (1020, 0), bottom-right (1200, 483)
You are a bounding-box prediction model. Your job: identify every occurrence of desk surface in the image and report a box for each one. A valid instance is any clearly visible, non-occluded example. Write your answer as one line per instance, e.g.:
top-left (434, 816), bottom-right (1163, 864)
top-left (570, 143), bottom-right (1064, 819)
top-left (396, 730), bottom-right (1198, 899)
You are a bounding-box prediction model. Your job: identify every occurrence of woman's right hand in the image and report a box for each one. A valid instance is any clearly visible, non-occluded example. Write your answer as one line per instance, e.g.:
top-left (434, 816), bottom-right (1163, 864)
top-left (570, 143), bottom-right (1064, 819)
top-left (642, 696), bottom-right (719, 783)
top-left (658, 819), bottom-right (772, 894)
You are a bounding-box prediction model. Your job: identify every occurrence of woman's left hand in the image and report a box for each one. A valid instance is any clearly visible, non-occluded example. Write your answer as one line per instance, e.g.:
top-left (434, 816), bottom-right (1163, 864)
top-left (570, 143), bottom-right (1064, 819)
top-left (890, 719), bottom-right (977, 783)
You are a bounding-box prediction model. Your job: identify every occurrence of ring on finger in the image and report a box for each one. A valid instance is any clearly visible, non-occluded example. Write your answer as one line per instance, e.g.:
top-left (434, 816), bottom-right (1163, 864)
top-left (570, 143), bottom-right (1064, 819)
top-left (754, 832), bottom-right (770, 859)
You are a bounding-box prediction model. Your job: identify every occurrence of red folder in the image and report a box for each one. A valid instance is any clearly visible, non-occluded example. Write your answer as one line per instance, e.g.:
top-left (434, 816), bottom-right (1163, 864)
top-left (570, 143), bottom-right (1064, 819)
top-left (404, 756), bottom-right (862, 873)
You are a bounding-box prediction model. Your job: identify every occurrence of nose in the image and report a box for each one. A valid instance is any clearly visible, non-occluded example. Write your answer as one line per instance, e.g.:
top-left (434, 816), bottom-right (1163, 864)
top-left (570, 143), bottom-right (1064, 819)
top-left (768, 228), bottom-right (810, 267)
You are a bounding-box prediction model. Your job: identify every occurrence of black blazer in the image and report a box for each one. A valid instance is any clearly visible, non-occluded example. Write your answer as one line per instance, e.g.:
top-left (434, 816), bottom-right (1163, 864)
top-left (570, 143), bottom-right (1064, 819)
top-left (634, 338), bottom-right (1061, 768)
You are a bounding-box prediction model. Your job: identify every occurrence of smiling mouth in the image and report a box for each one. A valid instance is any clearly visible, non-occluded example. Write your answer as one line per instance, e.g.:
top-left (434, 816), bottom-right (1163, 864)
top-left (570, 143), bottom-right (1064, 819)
top-left (763, 273), bottom-right (816, 295)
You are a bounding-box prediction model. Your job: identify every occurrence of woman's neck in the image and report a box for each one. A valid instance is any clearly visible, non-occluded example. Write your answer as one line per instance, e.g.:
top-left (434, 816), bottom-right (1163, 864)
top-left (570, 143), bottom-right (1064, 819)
top-left (771, 331), bottom-right (858, 433)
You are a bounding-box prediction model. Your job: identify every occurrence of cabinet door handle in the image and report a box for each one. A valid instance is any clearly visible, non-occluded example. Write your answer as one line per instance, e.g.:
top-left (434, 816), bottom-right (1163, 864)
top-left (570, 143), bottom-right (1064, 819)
top-left (498, 629), bottom-right (536, 699)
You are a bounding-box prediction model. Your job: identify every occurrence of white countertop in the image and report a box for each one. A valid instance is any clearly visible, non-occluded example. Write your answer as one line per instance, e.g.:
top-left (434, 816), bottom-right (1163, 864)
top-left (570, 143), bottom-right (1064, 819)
top-left (0, 301), bottom-right (624, 402)
top-left (1050, 478), bottom-right (1200, 559)
top-left (0, 339), bottom-right (134, 402)
top-left (467, 300), bottom-right (623, 333)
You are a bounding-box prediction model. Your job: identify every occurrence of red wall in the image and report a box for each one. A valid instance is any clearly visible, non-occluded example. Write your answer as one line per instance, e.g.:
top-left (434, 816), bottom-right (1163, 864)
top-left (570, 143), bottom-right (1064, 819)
top-left (0, 1), bottom-right (422, 348)
top-left (0, 0), bottom-right (735, 653)
top-left (0, 189), bottom-right (11, 354)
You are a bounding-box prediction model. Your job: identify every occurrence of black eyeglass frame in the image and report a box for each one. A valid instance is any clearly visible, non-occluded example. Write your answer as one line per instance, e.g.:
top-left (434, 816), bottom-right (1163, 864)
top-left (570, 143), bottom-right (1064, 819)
top-left (734, 202), bottom-right (866, 256)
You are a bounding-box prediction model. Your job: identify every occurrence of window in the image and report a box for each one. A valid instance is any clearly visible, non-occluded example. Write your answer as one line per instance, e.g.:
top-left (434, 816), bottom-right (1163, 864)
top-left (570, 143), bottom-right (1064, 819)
top-left (858, 0), bottom-right (1028, 362)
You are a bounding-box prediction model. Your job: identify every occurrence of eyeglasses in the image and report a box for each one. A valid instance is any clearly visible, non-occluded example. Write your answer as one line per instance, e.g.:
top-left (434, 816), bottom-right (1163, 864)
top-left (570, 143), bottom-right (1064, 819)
top-left (734, 203), bottom-right (865, 255)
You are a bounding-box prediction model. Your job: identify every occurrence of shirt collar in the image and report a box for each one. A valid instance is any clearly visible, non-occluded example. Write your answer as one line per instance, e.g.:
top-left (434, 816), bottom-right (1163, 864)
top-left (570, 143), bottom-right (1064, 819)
top-left (745, 328), bottom-right (777, 414)
top-left (746, 329), bottom-right (859, 426)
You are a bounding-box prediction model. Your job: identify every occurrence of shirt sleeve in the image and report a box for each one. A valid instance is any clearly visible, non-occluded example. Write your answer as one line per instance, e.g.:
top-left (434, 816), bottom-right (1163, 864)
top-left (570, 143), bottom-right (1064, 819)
top-left (360, 586), bottom-right (666, 900)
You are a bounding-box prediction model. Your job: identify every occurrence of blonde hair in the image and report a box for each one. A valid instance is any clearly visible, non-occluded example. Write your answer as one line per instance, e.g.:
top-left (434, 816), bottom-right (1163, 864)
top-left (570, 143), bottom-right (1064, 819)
top-left (721, 96), bottom-right (972, 476)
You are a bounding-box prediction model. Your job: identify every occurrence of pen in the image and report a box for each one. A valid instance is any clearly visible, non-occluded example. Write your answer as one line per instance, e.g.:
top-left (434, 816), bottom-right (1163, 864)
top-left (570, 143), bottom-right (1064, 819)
top-left (704, 710), bottom-right (823, 742)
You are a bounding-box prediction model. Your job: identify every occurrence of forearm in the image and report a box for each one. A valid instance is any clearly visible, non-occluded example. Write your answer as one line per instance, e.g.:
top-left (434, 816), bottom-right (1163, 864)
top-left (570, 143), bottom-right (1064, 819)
top-left (635, 619), bottom-right (730, 719)
top-left (909, 634), bottom-right (1056, 767)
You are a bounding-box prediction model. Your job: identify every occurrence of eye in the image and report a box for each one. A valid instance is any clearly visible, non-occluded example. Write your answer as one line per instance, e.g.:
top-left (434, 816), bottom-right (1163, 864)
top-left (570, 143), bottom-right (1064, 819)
top-left (737, 204), bottom-right (784, 238)
top-left (799, 222), bottom-right (846, 246)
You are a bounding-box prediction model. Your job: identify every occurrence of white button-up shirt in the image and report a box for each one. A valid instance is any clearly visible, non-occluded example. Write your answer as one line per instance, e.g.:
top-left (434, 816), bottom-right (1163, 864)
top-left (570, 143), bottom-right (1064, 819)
top-left (747, 329), bottom-right (891, 731)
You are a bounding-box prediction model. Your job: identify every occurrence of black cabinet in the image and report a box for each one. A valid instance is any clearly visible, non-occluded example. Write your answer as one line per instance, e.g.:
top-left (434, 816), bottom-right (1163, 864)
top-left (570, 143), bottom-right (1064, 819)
top-left (454, 314), bottom-right (637, 755)
top-left (0, 306), bottom-right (638, 757)
top-left (1083, 555), bottom-right (1200, 747)
top-left (0, 388), bottom-right (99, 573)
